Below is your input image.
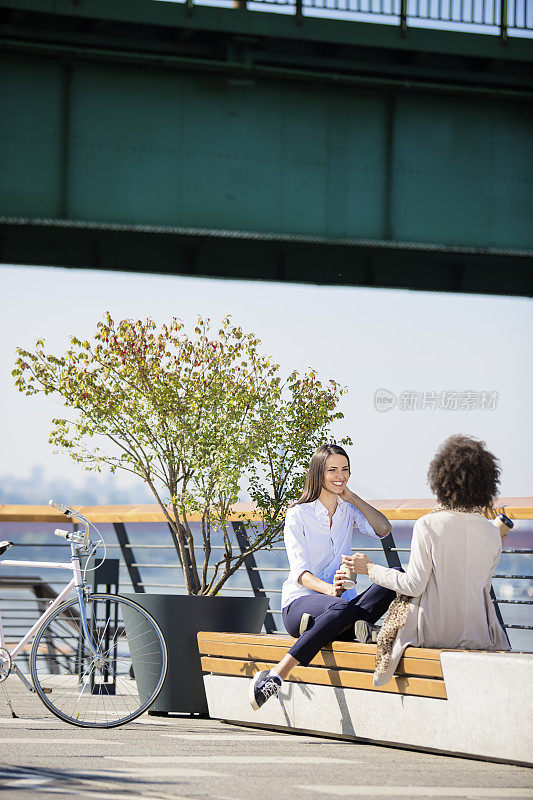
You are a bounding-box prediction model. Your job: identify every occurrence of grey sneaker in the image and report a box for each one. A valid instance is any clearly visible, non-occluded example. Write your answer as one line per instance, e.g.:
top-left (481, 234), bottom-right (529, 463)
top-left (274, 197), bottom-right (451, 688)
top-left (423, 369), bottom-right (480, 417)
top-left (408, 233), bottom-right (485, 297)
top-left (249, 670), bottom-right (282, 711)
top-left (354, 620), bottom-right (380, 644)
top-left (299, 612), bottom-right (312, 636)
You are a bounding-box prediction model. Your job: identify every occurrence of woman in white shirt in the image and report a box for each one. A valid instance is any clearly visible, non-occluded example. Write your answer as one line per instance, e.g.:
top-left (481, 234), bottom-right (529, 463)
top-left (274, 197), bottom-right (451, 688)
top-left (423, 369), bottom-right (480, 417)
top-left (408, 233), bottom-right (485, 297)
top-left (249, 443), bottom-right (394, 711)
top-left (344, 434), bottom-right (510, 687)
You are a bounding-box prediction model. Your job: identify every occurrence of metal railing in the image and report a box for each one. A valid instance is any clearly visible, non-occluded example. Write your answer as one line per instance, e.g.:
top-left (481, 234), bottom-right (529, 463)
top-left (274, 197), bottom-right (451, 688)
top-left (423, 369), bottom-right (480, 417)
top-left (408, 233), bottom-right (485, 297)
top-left (178, 0), bottom-right (532, 38)
top-left (1, 517), bottom-right (531, 650)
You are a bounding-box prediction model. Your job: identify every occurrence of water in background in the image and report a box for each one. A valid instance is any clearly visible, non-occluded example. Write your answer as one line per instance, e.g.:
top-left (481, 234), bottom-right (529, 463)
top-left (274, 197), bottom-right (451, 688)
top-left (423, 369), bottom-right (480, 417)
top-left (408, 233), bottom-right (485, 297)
top-left (1, 518), bottom-right (531, 652)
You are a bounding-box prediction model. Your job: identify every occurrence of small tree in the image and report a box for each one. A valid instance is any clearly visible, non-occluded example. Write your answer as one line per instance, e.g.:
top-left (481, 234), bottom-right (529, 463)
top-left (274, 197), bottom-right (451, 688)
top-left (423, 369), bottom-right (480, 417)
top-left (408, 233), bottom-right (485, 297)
top-left (13, 313), bottom-right (350, 594)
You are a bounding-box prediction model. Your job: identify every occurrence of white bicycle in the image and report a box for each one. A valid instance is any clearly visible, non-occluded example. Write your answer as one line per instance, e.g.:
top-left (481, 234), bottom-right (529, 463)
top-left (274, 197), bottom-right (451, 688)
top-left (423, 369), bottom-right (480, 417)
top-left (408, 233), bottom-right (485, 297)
top-left (0, 500), bottom-right (167, 728)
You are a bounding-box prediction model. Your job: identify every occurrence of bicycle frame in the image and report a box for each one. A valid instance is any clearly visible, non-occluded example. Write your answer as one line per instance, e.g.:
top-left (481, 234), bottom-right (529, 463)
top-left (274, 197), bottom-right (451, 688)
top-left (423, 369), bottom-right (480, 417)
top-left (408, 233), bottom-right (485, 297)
top-left (0, 543), bottom-right (100, 673)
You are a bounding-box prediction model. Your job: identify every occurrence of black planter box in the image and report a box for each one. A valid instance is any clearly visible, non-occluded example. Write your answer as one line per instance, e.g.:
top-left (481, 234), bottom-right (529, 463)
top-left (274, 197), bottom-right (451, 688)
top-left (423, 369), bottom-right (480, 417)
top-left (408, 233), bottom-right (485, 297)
top-left (122, 594), bottom-right (269, 715)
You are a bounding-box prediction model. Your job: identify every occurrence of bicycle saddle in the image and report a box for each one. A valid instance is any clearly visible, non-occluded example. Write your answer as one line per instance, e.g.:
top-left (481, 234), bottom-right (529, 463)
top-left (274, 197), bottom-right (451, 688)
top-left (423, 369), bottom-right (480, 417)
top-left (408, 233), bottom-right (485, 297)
top-left (0, 541), bottom-right (13, 555)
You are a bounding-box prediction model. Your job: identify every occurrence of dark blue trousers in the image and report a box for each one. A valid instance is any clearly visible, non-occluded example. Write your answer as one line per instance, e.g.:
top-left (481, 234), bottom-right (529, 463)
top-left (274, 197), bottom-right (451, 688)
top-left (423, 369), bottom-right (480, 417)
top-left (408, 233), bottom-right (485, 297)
top-left (282, 582), bottom-right (396, 667)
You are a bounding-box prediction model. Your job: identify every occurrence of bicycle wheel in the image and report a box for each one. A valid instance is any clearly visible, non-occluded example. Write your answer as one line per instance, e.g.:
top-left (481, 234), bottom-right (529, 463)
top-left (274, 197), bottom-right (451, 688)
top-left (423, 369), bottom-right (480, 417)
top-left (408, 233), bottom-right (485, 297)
top-left (30, 593), bottom-right (167, 728)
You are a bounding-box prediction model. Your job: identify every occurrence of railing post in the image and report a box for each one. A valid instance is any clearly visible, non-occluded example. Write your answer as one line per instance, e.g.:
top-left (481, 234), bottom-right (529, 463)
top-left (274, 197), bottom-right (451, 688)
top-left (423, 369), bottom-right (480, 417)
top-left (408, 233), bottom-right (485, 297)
top-left (231, 521), bottom-right (277, 633)
top-left (166, 523), bottom-right (200, 594)
top-left (295, 0), bottom-right (303, 25)
top-left (113, 523), bottom-right (144, 593)
top-left (500, 0), bottom-right (508, 41)
top-left (380, 531), bottom-right (402, 569)
top-left (490, 586), bottom-right (511, 647)
top-left (92, 558), bottom-right (119, 595)
top-left (400, 0), bottom-right (408, 33)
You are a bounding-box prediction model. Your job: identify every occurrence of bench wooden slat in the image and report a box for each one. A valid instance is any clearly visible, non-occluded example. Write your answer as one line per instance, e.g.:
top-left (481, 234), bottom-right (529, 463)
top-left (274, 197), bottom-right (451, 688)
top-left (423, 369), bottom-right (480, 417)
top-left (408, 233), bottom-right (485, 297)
top-left (197, 639), bottom-right (443, 678)
top-left (200, 656), bottom-right (447, 699)
top-left (197, 631), bottom-right (445, 661)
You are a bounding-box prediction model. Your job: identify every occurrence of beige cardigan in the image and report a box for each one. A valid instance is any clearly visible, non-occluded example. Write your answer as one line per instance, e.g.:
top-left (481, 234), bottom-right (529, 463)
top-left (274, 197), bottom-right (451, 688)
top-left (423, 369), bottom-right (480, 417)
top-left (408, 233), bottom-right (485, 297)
top-left (368, 509), bottom-right (510, 686)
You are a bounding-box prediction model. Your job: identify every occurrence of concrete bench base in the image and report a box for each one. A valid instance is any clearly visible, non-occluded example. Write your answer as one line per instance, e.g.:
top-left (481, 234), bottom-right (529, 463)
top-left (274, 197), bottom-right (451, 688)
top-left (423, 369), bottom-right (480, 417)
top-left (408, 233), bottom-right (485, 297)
top-left (203, 651), bottom-right (533, 766)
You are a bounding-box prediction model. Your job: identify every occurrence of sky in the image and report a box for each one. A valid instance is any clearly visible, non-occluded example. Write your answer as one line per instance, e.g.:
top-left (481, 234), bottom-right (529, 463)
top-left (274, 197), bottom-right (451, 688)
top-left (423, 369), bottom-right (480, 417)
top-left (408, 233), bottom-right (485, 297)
top-left (1, 264), bottom-right (532, 501)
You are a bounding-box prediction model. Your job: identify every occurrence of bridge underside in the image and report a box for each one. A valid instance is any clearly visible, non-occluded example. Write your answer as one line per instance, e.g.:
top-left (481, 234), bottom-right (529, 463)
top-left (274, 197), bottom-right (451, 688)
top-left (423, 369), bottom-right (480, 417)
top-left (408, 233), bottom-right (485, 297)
top-left (1, 218), bottom-right (531, 295)
top-left (1, 0), bottom-right (532, 295)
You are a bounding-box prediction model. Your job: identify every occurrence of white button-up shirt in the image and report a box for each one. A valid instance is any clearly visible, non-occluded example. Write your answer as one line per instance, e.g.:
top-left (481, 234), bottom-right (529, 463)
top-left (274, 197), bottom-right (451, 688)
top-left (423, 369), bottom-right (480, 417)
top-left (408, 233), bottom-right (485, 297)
top-left (281, 496), bottom-right (380, 609)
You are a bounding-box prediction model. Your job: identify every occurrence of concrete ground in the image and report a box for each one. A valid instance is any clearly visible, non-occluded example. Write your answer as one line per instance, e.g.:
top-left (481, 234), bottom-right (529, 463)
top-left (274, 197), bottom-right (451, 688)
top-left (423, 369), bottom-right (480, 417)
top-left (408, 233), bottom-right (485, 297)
top-left (0, 676), bottom-right (531, 800)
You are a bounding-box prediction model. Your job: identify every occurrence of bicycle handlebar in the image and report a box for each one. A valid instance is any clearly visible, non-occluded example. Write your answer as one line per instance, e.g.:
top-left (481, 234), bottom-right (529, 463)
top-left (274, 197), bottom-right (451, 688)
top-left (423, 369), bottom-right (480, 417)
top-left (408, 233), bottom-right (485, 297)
top-left (49, 499), bottom-right (91, 549)
top-left (49, 499), bottom-right (69, 514)
top-left (54, 528), bottom-right (87, 546)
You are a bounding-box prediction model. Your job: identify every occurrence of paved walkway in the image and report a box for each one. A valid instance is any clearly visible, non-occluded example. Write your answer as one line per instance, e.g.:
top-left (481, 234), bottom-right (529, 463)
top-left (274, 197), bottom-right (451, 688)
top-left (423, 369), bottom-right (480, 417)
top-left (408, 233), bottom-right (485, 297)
top-left (0, 677), bottom-right (532, 800)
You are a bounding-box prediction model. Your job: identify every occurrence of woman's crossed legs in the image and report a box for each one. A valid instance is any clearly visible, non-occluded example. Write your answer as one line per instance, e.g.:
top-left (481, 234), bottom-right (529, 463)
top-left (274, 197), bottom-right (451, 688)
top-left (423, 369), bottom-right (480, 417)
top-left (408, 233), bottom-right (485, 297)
top-left (249, 582), bottom-right (396, 709)
top-left (282, 582), bottom-right (396, 667)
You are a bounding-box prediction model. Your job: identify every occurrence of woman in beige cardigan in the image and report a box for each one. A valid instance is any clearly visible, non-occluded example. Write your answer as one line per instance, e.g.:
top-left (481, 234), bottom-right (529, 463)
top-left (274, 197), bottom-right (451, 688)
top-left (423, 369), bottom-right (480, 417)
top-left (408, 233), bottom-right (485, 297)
top-left (343, 434), bottom-right (510, 686)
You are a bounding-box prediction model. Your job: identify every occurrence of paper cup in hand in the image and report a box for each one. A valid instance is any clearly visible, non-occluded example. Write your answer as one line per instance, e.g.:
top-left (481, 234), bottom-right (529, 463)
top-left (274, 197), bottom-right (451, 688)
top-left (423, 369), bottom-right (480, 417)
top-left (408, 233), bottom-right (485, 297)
top-left (341, 564), bottom-right (355, 590)
top-left (492, 513), bottom-right (514, 534)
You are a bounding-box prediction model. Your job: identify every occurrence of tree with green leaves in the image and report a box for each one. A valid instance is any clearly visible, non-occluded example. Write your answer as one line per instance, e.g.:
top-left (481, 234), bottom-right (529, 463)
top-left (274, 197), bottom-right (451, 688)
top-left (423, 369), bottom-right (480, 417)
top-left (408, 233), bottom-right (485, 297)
top-left (13, 313), bottom-right (350, 595)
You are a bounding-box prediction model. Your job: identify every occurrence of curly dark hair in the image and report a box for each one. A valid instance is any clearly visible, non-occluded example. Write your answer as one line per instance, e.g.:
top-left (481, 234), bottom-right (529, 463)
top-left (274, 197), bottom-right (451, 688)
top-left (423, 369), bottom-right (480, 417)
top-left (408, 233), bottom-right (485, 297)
top-left (427, 434), bottom-right (500, 511)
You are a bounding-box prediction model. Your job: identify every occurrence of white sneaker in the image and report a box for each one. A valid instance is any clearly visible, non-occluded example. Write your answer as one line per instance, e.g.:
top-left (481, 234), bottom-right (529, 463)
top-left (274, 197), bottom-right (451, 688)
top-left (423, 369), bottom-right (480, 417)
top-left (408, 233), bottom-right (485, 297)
top-left (354, 620), bottom-right (380, 644)
top-left (299, 612), bottom-right (311, 636)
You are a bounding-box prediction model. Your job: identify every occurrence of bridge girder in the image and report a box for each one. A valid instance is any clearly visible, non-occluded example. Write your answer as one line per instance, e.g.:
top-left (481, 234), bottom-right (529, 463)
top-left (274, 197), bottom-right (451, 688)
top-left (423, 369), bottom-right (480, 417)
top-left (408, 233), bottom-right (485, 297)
top-left (0, 0), bottom-right (532, 295)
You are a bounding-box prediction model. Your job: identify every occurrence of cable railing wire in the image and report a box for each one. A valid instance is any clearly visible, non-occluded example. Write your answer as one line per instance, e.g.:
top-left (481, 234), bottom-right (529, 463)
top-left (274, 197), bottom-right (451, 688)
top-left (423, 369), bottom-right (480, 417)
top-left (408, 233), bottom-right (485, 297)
top-left (1, 530), bottom-right (531, 640)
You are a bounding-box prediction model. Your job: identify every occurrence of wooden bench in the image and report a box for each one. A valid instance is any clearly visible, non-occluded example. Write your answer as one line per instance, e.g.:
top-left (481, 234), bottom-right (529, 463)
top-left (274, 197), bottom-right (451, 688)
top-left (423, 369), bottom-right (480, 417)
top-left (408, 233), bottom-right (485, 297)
top-left (198, 632), bottom-right (446, 699)
top-left (198, 631), bottom-right (532, 766)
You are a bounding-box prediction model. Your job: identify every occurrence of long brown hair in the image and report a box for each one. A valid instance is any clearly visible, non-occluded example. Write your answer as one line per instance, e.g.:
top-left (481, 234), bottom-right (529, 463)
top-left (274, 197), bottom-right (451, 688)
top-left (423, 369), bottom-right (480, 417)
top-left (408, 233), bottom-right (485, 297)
top-left (293, 444), bottom-right (350, 506)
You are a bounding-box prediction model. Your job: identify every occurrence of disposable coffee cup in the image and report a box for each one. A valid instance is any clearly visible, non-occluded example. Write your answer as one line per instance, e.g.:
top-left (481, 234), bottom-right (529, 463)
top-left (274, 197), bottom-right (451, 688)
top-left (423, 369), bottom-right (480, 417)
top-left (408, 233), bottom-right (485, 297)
top-left (493, 513), bottom-right (514, 535)
top-left (341, 564), bottom-right (355, 591)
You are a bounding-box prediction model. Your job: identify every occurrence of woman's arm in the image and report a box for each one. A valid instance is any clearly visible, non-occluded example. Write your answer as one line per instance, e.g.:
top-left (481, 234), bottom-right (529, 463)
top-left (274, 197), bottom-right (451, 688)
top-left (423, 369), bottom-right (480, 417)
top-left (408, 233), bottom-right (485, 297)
top-left (284, 507), bottom-right (311, 586)
top-left (341, 487), bottom-right (392, 538)
top-left (299, 570), bottom-right (345, 597)
top-left (343, 517), bottom-right (433, 597)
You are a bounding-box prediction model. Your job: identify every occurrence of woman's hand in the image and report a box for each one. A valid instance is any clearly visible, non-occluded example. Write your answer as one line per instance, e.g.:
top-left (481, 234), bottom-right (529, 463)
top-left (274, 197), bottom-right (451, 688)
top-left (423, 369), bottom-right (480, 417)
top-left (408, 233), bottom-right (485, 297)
top-left (330, 570), bottom-right (347, 596)
top-left (342, 553), bottom-right (373, 575)
top-left (300, 570), bottom-right (346, 597)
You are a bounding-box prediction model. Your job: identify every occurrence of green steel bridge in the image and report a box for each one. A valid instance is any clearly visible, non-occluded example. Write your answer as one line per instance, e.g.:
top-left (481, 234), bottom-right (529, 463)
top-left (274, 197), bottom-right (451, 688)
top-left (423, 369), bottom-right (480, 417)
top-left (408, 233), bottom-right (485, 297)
top-left (0, 0), bottom-right (532, 295)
